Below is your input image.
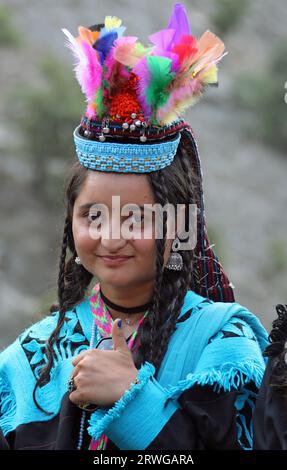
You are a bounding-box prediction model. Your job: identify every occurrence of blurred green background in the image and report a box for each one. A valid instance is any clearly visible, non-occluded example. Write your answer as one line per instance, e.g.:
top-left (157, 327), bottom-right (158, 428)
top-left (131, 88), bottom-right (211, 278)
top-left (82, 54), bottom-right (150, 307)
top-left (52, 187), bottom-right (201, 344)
top-left (0, 0), bottom-right (287, 349)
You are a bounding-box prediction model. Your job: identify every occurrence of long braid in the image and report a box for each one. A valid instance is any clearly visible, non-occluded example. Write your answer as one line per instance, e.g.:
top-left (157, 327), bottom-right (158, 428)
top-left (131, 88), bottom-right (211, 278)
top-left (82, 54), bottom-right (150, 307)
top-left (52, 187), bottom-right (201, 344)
top-left (32, 215), bottom-right (70, 414)
top-left (32, 165), bottom-right (93, 414)
top-left (134, 142), bottom-right (196, 377)
top-left (151, 150), bottom-right (194, 377)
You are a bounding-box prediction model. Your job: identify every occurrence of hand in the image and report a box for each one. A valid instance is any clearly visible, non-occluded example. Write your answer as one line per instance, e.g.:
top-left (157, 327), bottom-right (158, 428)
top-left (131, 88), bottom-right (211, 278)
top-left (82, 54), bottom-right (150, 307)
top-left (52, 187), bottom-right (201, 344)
top-left (69, 319), bottom-right (139, 408)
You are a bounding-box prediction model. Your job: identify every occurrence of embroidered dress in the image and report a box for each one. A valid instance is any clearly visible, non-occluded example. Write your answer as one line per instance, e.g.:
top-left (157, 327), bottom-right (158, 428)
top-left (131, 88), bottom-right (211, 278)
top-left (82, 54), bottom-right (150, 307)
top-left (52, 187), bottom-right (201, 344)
top-left (0, 287), bottom-right (269, 450)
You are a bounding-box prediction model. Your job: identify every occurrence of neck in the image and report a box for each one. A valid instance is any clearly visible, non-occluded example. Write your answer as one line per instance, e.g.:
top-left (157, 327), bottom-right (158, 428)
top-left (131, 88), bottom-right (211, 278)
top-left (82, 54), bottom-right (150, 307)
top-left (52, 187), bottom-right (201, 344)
top-left (99, 280), bottom-right (154, 321)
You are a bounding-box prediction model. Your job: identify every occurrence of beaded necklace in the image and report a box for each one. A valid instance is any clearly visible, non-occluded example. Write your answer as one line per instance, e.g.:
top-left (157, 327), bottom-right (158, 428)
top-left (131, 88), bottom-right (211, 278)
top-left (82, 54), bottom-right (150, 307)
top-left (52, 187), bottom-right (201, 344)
top-left (76, 283), bottom-right (148, 450)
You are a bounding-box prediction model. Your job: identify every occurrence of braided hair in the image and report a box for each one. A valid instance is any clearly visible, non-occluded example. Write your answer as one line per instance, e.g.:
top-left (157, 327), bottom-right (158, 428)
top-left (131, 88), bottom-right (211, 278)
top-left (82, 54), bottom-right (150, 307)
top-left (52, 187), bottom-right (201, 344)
top-left (32, 128), bottom-right (229, 413)
top-left (265, 304), bottom-right (287, 391)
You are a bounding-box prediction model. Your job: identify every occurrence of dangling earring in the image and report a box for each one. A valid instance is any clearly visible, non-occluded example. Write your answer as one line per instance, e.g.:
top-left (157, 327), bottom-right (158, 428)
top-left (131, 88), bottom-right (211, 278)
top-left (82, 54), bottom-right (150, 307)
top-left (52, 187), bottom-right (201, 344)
top-left (165, 237), bottom-right (183, 271)
top-left (75, 256), bottom-right (82, 265)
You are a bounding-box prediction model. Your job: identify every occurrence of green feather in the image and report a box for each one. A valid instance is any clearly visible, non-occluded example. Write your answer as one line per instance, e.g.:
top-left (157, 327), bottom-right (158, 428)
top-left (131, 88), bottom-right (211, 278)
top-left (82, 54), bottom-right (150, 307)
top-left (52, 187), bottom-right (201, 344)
top-left (95, 85), bottom-right (105, 118)
top-left (146, 56), bottom-right (175, 122)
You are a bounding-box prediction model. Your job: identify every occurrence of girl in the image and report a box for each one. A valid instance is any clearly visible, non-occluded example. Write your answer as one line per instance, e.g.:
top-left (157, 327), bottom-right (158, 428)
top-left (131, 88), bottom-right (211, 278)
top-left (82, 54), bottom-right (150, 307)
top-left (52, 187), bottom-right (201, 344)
top-left (0, 4), bottom-right (268, 450)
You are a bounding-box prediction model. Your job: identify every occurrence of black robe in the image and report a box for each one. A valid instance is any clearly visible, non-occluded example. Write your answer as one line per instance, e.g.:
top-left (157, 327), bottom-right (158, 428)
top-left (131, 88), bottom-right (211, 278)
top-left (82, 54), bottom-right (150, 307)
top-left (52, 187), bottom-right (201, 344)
top-left (1, 383), bottom-right (254, 450)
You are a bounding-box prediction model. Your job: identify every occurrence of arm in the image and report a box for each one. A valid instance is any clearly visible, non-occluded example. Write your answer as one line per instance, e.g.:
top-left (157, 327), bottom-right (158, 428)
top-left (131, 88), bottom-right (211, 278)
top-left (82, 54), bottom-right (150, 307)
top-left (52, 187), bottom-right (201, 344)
top-left (87, 318), bottom-right (264, 450)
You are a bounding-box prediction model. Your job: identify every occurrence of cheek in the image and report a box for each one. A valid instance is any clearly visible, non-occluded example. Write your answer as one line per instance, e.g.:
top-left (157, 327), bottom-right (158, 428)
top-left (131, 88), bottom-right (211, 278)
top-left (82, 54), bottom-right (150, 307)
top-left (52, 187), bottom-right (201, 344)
top-left (132, 238), bottom-right (156, 265)
top-left (72, 220), bottom-right (100, 253)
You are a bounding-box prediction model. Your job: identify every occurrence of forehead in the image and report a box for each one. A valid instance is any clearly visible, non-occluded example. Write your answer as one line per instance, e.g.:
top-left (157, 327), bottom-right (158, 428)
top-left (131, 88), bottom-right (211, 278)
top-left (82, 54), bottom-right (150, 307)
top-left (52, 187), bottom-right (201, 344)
top-left (75, 170), bottom-right (155, 207)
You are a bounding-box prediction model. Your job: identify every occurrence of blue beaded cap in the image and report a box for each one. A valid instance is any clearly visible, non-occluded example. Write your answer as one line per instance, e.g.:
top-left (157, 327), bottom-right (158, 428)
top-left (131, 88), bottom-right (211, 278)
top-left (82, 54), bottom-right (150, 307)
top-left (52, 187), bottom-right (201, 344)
top-left (73, 126), bottom-right (181, 173)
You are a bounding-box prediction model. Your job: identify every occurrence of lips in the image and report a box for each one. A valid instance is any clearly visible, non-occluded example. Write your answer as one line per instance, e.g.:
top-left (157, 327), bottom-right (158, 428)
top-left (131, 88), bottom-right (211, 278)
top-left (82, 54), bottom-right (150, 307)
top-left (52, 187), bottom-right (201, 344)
top-left (96, 255), bottom-right (133, 265)
top-left (97, 255), bottom-right (133, 260)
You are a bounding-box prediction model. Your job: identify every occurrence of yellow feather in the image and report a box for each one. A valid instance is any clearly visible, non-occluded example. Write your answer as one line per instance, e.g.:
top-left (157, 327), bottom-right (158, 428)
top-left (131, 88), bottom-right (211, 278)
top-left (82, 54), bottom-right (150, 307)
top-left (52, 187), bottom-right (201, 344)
top-left (105, 16), bottom-right (122, 31)
top-left (199, 64), bottom-right (218, 84)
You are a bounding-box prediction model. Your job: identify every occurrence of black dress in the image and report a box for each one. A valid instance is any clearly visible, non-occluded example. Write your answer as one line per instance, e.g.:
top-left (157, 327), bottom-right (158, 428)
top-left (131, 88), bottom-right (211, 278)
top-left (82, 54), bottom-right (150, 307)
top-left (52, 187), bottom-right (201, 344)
top-left (0, 313), bottom-right (258, 451)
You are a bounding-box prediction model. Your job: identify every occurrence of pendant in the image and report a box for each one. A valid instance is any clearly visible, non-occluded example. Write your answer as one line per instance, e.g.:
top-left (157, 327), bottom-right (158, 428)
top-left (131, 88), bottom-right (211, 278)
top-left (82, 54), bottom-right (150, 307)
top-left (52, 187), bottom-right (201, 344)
top-left (125, 318), bottom-right (132, 325)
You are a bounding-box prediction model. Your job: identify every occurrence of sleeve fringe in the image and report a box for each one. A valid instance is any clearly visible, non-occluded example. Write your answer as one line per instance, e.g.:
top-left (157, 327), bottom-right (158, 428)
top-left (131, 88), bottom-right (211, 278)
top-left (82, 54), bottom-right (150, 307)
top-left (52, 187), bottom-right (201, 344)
top-left (164, 361), bottom-right (265, 401)
top-left (87, 361), bottom-right (155, 441)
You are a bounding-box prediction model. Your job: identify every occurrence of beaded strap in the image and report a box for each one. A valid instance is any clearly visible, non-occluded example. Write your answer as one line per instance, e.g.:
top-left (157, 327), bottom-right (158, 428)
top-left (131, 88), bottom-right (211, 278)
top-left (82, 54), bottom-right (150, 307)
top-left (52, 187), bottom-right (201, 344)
top-left (88, 283), bottom-right (148, 450)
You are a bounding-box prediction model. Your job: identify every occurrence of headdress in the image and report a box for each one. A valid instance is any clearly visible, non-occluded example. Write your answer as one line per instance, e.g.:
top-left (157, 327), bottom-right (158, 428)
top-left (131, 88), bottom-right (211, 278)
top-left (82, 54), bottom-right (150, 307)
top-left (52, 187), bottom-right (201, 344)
top-left (62, 3), bottom-right (226, 173)
top-left (62, 3), bottom-right (235, 303)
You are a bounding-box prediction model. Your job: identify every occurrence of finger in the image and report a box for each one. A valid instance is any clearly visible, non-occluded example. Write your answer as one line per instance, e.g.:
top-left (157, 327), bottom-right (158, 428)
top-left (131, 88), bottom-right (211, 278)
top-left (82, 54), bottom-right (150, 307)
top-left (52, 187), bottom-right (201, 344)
top-left (69, 389), bottom-right (84, 405)
top-left (111, 318), bottom-right (130, 353)
top-left (72, 349), bottom-right (90, 367)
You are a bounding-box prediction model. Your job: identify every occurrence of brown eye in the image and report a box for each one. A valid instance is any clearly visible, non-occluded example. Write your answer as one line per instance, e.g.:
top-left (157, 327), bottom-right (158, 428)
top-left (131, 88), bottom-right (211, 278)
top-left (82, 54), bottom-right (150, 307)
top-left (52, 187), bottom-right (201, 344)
top-left (88, 211), bottom-right (102, 222)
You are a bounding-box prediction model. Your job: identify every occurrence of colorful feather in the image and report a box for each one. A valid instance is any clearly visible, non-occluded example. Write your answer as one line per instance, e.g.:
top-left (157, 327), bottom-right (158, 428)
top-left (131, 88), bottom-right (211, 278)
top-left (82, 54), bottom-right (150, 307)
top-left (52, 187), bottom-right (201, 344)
top-left (100, 15), bottom-right (126, 38)
top-left (145, 56), bottom-right (175, 123)
top-left (63, 3), bottom-right (227, 126)
top-left (77, 26), bottom-right (100, 46)
top-left (168, 3), bottom-right (191, 42)
top-left (62, 28), bottom-right (102, 107)
top-left (189, 30), bottom-right (226, 77)
top-left (113, 36), bottom-right (150, 68)
top-left (94, 31), bottom-right (118, 64)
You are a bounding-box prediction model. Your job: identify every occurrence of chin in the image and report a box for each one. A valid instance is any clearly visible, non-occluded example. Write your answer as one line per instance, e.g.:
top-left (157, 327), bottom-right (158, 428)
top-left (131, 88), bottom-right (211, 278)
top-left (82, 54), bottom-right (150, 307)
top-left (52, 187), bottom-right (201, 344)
top-left (95, 269), bottom-right (134, 287)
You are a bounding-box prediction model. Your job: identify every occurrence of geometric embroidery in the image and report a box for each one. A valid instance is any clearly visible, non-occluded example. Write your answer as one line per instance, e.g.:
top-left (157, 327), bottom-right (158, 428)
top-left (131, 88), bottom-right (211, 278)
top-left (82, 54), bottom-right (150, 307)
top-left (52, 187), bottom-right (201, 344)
top-left (20, 309), bottom-right (89, 387)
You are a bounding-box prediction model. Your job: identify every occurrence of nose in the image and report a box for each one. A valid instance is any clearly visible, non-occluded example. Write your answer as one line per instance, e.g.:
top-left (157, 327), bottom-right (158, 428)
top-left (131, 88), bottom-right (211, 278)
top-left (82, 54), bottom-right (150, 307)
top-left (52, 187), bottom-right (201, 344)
top-left (100, 216), bottom-right (128, 252)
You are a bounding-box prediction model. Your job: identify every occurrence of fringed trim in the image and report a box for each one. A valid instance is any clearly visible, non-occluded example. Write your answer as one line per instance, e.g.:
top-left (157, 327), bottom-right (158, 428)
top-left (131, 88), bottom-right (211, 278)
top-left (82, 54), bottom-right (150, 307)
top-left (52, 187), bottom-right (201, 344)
top-left (0, 374), bottom-right (16, 436)
top-left (87, 361), bottom-right (155, 441)
top-left (164, 361), bottom-right (265, 401)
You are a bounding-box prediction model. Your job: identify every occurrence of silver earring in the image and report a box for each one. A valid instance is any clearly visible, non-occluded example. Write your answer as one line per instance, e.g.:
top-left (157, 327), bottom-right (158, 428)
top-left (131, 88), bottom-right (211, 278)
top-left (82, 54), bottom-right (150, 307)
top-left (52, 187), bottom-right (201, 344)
top-left (165, 237), bottom-right (183, 271)
top-left (75, 256), bottom-right (82, 265)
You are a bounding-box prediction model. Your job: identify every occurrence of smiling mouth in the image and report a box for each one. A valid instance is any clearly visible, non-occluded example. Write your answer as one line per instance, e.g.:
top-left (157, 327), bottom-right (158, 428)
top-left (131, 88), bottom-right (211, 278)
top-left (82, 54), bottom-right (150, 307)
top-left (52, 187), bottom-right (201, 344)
top-left (96, 255), bottom-right (133, 264)
top-left (97, 255), bottom-right (133, 259)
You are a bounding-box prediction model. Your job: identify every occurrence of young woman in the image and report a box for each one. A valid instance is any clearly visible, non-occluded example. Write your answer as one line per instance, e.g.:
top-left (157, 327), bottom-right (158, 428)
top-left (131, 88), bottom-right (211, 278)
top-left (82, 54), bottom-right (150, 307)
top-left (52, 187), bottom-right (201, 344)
top-left (0, 4), bottom-right (268, 450)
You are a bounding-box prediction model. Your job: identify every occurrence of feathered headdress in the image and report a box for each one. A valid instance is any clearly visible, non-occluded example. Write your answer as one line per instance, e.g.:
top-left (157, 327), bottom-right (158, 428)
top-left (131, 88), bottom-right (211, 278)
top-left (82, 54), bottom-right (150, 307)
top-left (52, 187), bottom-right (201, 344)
top-left (62, 3), bottom-right (227, 172)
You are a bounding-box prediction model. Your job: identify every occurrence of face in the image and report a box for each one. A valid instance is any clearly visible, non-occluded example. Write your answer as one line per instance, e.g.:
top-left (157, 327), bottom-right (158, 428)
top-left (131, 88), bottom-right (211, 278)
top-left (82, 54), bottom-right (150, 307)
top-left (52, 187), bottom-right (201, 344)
top-left (72, 171), bottom-right (173, 290)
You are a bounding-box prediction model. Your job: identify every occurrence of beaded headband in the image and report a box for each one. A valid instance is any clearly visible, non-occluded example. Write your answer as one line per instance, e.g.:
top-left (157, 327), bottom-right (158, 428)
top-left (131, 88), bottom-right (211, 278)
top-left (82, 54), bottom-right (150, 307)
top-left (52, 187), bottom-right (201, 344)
top-left (63, 3), bottom-right (227, 172)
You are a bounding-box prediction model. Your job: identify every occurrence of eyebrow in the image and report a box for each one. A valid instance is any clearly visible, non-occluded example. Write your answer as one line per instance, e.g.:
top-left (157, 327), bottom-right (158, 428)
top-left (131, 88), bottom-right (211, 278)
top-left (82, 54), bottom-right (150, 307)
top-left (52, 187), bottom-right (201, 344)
top-left (78, 202), bottom-right (148, 211)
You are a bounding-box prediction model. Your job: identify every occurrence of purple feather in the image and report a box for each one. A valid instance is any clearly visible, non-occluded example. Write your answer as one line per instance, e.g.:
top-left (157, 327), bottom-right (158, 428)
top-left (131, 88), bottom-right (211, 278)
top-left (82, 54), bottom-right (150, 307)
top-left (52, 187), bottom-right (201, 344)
top-left (168, 3), bottom-right (191, 43)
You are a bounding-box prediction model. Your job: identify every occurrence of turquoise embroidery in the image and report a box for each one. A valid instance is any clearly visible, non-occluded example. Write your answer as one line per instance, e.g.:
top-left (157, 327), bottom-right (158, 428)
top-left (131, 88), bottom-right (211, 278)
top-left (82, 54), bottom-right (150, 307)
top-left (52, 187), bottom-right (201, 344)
top-left (21, 309), bottom-right (89, 384)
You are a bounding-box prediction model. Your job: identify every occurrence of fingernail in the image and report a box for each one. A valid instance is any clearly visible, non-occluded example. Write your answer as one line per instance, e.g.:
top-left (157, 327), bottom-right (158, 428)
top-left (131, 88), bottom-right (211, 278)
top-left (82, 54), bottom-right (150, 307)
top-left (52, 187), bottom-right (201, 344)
top-left (118, 319), bottom-right (122, 328)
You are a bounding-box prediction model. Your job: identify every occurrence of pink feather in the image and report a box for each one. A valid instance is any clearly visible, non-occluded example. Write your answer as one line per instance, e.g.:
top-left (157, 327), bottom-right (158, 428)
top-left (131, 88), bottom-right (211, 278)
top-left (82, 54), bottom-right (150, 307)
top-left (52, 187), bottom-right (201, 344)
top-left (157, 79), bottom-right (203, 124)
top-left (133, 57), bottom-right (152, 118)
top-left (113, 36), bottom-right (145, 68)
top-left (62, 28), bottom-right (102, 103)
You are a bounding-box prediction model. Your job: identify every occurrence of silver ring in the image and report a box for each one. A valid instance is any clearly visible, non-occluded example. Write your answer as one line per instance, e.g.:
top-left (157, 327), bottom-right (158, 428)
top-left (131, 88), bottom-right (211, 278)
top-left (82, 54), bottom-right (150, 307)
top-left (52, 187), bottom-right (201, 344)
top-left (68, 377), bottom-right (76, 393)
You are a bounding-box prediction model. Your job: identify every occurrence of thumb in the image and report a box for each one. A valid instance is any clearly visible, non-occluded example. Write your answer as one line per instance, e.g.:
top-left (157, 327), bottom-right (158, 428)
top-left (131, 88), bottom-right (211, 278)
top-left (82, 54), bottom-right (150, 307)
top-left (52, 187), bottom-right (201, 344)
top-left (112, 319), bottom-right (129, 353)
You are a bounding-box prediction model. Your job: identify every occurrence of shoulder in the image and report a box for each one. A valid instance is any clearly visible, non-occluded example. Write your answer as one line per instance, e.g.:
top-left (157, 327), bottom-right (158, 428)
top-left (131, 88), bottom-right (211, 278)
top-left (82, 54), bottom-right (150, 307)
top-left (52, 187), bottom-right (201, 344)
top-left (181, 290), bottom-right (269, 351)
top-left (0, 303), bottom-right (84, 375)
top-left (0, 311), bottom-right (58, 376)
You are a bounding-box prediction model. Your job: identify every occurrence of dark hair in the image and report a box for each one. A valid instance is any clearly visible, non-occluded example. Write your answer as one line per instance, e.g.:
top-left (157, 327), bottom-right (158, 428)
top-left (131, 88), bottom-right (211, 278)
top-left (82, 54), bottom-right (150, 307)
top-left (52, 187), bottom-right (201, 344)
top-left (32, 128), bottom-right (202, 414)
top-left (265, 304), bottom-right (287, 391)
